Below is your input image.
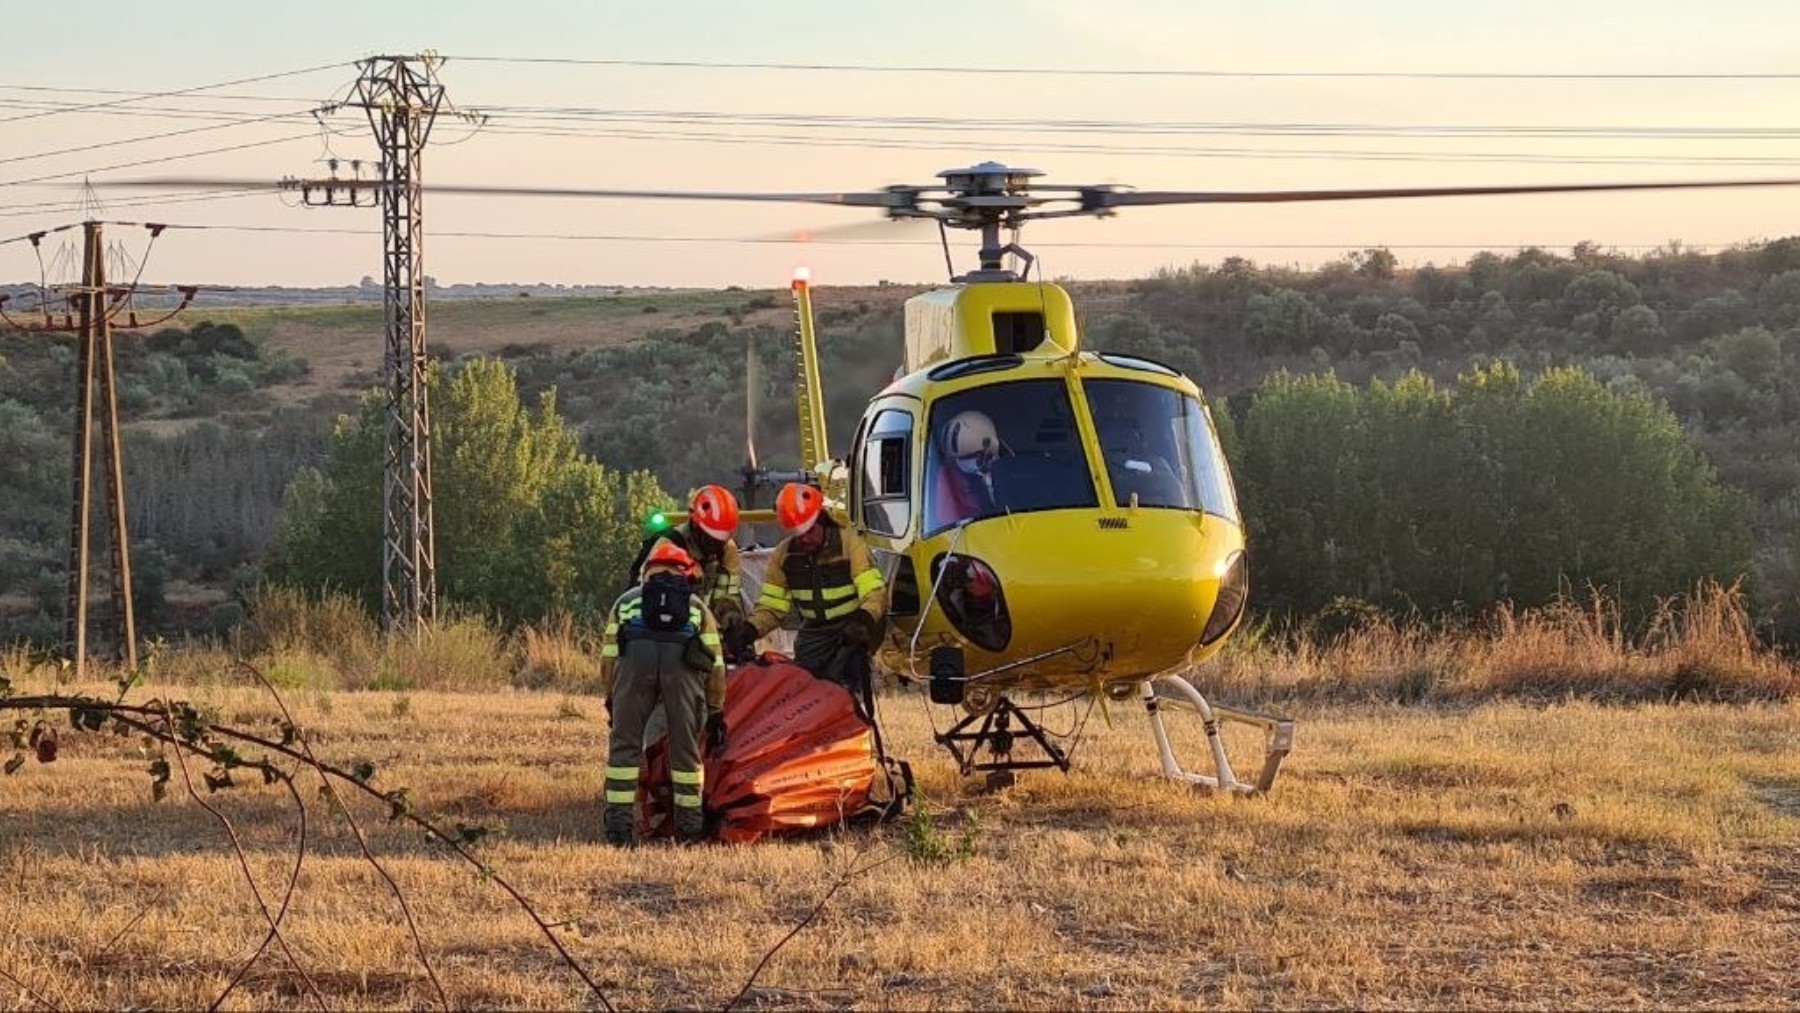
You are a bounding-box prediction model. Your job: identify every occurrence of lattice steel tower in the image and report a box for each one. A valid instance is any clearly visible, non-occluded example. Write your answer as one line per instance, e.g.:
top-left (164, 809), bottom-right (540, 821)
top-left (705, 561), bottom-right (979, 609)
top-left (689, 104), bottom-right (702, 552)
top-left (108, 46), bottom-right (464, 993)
top-left (353, 56), bottom-right (445, 638)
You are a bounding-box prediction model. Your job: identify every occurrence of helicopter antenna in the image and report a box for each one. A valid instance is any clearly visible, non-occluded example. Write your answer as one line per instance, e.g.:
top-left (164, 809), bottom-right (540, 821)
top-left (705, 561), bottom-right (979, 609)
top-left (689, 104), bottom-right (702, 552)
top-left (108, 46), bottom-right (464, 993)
top-left (937, 219), bottom-right (955, 282)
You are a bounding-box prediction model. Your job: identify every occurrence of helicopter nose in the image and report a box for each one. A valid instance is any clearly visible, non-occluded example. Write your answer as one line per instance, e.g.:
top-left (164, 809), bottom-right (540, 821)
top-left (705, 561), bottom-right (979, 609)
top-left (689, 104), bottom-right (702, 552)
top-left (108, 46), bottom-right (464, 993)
top-left (945, 510), bottom-right (1246, 682)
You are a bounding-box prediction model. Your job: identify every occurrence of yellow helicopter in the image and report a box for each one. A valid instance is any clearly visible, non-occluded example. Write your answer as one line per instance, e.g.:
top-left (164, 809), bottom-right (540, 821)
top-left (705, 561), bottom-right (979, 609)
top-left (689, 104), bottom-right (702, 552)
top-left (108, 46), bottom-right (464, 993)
top-left (620, 163), bottom-right (1800, 792)
top-left (112, 162), bottom-right (1800, 791)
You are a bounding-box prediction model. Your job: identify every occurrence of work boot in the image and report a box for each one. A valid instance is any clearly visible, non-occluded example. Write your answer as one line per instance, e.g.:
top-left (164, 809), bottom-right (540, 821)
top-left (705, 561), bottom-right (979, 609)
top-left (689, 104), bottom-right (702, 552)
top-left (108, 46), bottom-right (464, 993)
top-left (672, 806), bottom-right (706, 843)
top-left (602, 803), bottom-right (638, 848)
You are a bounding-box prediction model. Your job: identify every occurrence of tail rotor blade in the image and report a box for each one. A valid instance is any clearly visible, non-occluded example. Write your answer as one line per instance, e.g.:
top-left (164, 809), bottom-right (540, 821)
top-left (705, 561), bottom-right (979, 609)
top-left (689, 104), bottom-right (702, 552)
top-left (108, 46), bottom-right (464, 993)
top-left (745, 334), bottom-right (760, 472)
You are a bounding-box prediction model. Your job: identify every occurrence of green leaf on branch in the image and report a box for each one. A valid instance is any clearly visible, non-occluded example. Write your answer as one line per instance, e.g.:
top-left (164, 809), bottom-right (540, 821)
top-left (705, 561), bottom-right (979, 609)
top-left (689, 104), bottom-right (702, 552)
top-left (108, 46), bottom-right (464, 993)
top-left (3, 753), bottom-right (23, 776)
top-left (0, 675), bottom-right (12, 698)
top-left (9, 720), bottom-right (26, 749)
top-left (203, 769), bottom-right (234, 793)
top-left (384, 788), bottom-right (411, 821)
top-left (350, 760), bottom-right (377, 784)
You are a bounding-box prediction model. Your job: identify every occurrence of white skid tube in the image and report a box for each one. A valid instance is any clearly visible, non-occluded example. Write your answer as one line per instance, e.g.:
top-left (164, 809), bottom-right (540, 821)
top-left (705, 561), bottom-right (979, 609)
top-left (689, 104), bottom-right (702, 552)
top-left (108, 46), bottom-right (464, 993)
top-left (1142, 676), bottom-right (1295, 795)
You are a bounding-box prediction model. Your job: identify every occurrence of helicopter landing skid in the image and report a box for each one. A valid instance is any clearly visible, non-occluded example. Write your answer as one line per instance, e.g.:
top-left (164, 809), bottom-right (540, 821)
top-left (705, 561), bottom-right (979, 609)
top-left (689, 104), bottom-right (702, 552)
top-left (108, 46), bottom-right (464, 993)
top-left (1143, 676), bottom-right (1295, 796)
top-left (937, 696), bottom-right (1070, 784)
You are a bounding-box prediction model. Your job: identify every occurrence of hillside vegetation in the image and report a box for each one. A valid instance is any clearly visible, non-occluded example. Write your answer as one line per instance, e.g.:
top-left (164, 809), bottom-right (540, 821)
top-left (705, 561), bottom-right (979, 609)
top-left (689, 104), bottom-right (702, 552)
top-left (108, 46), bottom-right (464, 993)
top-left (3, 240), bottom-right (1800, 643)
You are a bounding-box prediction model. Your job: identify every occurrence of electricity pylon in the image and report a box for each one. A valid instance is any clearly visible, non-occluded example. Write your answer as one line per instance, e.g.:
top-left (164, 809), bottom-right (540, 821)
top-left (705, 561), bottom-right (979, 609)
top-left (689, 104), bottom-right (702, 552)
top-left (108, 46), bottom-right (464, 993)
top-left (299, 55), bottom-right (446, 639)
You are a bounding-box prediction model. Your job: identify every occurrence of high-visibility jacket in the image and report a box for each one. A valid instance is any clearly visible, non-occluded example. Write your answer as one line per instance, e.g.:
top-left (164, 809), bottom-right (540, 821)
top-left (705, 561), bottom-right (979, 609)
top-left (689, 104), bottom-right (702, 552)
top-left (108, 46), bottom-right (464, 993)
top-left (631, 523), bottom-right (744, 626)
top-left (749, 522), bottom-right (886, 637)
top-left (599, 585), bottom-right (727, 714)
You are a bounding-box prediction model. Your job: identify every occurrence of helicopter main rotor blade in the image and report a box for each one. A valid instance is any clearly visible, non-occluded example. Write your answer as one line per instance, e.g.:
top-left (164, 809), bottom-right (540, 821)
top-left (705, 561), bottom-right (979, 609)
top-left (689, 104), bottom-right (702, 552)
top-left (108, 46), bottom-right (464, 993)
top-left (89, 176), bottom-right (903, 207)
top-left (745, 216), bottom-right (937, 243)
top-left (1095, 178), bottom-right (1800, 207)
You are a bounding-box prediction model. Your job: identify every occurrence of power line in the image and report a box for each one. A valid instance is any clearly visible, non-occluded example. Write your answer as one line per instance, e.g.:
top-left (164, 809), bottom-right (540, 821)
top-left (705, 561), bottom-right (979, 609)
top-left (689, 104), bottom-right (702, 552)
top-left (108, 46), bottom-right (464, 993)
top-left (0, 61), bottom-right (349, 125)
top-left (444, 54), bottom-right (1800, 82)
top-left (0, 188), bottom-right (270, 220)
top-left (458, 121), bottom-right (1800, 169)
top-left (461, 105), bottom-right (1800, 140)
top-left (0, 110), bottom-right (321, 169)
top-left (0, 132), bottom-right (319, 189)
top-left (0, 83), bottom-right (323, 104)
top-left (15, 87), bottom-right (1800, 142)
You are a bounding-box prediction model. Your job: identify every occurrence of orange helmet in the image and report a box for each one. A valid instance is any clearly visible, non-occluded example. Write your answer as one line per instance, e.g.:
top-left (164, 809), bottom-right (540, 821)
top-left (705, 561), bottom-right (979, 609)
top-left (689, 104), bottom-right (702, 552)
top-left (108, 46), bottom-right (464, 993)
top-left (644, 541), bottom-right (696, 576)
top-left (689, 484), bottom-right (739, 542)
top-left (775, 482), bottom-right (825, 537)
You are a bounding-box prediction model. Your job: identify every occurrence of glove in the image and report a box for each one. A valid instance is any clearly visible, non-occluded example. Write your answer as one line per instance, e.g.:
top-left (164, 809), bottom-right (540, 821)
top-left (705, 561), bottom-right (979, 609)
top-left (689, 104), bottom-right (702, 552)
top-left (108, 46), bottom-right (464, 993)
top-left (726, 621), bottom-right (758, 662)
top-left (704, 712), bottom-right (727, 752)
top-left (841, 611), bottom-right (877, 648)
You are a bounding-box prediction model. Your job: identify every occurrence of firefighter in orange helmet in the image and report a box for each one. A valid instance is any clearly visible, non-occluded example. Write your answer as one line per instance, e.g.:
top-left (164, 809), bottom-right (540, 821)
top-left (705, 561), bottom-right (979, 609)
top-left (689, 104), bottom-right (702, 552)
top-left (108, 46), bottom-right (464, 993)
top-left (631, 485), bottom-right (747, 653)
top-left (744, 483), bottom-right (887, 692)
top-left (599, 542), bottom-right (727, 846)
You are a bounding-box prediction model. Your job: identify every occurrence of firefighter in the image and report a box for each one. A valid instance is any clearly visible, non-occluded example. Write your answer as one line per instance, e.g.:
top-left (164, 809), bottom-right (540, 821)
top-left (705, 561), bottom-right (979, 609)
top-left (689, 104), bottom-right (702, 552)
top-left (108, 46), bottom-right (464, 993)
top-left (742, 483), bottom-right (886, 692)
top-left (599, 542), bottom-right (727, 846)
top-left (630, 485), bottom-right (747, 652)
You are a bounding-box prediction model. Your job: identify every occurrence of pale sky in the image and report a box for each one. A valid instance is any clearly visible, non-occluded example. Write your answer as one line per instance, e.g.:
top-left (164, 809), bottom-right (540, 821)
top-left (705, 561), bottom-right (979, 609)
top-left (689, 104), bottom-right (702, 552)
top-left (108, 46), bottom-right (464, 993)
top-left (5, 0), bottom-right (1800, 289)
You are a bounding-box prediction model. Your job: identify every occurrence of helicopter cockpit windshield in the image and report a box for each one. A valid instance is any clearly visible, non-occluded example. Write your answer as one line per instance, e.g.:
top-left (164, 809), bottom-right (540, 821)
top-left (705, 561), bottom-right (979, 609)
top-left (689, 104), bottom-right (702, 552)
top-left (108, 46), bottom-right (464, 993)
top-left (1084, 380), bottom-right (1240, 522)
top-left (923, 380), bottom-right (1097, 534)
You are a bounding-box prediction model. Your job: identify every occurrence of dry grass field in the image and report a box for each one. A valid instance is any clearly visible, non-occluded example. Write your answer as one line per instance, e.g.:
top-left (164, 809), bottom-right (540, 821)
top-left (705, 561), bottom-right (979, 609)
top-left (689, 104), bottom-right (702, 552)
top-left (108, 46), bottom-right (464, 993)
top-left (3, 669), bottom-right (1798, 1010)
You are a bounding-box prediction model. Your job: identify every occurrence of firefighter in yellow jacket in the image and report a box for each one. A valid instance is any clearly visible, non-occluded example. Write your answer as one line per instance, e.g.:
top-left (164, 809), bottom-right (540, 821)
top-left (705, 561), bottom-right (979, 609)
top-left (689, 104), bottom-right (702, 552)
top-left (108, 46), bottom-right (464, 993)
top-left (599, 542), bottom-right (727, 846)
top-left (630, 485), bottom-right (746, 642)
top-left (743, 483), bottom-right (886, 690)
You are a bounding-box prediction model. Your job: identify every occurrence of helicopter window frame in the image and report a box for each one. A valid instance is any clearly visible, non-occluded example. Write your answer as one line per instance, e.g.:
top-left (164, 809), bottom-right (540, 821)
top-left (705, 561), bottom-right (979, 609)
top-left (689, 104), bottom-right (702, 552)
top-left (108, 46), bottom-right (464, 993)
top-left (921, 377), bottom-right (1100, 537)
top-left (926, 354), bottom-right (1024, 383)
top-left (1082, 378), bottom-right (1241, 522)
top-left (860, 408), bottom-right (914, 537)
top-left (1096, 352), bottom-right (1181, 377)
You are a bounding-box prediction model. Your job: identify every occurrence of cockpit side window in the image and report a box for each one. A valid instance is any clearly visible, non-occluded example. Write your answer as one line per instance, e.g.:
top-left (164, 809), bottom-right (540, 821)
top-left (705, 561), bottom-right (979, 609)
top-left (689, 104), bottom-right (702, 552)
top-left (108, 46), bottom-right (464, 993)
top-left (860, 408), bottom-right (913, 537)
top-left (1083, 379), bottom-right (1240, 522)
top-left (922, 379), bottom-right (1097, 535)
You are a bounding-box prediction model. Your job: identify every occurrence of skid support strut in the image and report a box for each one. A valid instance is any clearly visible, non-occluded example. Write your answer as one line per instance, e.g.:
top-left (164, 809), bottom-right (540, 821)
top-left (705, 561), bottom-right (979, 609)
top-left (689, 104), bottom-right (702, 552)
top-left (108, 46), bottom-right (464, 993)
top-left (937, 697), bottom-right (1070, 784)
top-left (1143, 676), bottom-right (1294, 795)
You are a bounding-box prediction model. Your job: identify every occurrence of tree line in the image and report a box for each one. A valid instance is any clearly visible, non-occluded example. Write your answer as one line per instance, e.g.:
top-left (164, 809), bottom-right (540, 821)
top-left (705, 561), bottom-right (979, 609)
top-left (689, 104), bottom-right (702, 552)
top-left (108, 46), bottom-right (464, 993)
top-left (3, 237), bottom-right (1799, 644)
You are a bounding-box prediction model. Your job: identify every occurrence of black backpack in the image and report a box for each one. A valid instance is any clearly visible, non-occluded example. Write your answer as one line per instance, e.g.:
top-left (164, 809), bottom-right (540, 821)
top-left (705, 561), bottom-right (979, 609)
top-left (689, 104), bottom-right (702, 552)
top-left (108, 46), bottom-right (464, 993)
top-left (637, 573), bottom-right (693, 634)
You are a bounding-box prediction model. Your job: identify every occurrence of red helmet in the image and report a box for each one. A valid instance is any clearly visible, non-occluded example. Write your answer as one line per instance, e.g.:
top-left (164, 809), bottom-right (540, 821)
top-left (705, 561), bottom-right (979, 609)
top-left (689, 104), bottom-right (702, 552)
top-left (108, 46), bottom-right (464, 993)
top-left (689, 484), bottom-right (740, 542)
top-left (775, 482), bottom-right (824, 537)
top-left (644, 541), bottom-right (696, 575)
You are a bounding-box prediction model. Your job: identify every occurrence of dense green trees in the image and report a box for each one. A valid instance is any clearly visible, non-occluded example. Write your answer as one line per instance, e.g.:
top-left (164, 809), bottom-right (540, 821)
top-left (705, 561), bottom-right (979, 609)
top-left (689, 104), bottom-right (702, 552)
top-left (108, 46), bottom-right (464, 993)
top-left (6, 239), bottom-right (1800, 645)
top-left (1232, 364), bottom-right (1748, 617)
top-left (272, 358), bottom-right (668, 625)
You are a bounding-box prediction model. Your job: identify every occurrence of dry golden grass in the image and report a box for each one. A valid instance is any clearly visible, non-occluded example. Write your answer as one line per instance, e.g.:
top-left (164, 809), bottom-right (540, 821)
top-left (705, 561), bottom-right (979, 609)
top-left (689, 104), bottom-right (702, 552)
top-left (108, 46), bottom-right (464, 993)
top-left (4, 675), bottom-right (1798, 1010)
top-left (1203, 582), bottom-right (1799, 706)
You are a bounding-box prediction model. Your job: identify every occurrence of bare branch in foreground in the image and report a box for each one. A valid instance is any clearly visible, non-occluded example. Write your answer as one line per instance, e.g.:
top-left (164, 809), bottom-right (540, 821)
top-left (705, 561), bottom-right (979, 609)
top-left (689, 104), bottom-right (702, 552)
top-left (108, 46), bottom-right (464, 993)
top-left (157, 700), bottom-right (325, 1011)
top-left (724, 848), bottom-right (900, 1012)
top-left (0, 964), bottom-right (61, 1012)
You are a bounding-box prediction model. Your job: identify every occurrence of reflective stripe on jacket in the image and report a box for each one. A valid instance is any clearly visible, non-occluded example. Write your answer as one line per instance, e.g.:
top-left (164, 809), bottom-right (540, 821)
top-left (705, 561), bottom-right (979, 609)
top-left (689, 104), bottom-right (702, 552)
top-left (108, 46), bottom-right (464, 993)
top-left (599, 585), bottom-right (727, 713)
top-left (750, 523), bottom-right (885, 637)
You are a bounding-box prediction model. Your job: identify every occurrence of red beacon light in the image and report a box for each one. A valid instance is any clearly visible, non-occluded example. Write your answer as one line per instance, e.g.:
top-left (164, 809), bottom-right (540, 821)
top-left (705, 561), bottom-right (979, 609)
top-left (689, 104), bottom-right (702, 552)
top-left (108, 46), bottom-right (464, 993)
top-left (791, 266), bottom-right (812, 290)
